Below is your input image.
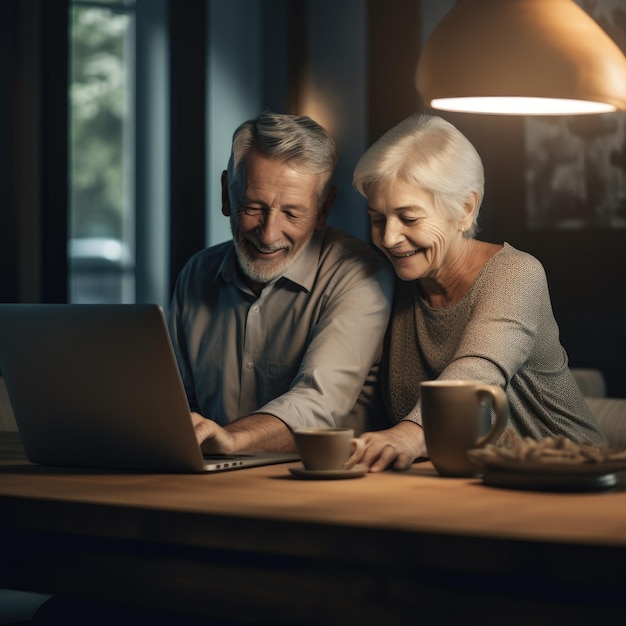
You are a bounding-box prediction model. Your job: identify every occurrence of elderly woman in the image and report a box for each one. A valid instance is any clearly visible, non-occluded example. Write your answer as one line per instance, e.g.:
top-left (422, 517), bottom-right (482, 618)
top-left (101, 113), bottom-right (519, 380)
top-left (352, 113), bottom-right (606, 472)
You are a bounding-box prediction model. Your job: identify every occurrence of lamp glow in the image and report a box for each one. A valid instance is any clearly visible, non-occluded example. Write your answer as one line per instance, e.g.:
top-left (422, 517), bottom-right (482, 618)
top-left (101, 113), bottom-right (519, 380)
top-left (417, 0), bottom-right (626, 116)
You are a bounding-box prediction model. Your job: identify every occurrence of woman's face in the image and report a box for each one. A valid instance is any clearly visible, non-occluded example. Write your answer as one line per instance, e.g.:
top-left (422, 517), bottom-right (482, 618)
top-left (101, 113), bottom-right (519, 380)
top-left (366, 179), bottom-right (461, 282)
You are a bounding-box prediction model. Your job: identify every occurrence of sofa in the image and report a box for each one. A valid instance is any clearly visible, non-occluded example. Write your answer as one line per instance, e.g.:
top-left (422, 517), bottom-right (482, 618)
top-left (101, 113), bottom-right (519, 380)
top-left (569, 368), bottom-right (626, 448)
top-left (0, 377), bottom-right (16, 432)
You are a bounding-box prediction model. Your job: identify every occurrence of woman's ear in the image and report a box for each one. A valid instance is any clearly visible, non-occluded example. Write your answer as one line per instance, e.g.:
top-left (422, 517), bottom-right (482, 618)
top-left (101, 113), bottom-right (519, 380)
top-left (221, 171), bottom-right (231, 216)
top-left (315, 186), bottom-right (338, 230)
top-left (460, 191), bottom-right (479, 231)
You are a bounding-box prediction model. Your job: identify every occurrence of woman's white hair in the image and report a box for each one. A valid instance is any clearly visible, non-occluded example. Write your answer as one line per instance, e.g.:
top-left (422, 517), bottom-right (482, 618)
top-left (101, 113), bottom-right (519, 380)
top-left (353, 114), bottom-right (485, 237)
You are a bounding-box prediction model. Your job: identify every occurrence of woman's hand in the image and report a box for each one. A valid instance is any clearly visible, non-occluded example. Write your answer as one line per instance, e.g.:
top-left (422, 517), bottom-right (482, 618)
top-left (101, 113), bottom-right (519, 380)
top-left (358, 421), bottom-right (427, 472)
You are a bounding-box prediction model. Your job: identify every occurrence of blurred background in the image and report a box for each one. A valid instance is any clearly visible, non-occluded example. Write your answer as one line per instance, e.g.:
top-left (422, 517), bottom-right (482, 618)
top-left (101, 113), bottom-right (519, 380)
top-left (1, 0), bottom-right (625, 396)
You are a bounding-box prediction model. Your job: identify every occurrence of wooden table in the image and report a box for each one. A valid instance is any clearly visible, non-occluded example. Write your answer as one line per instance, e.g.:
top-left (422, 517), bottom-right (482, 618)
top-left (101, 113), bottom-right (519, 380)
top-left (1, 431), bottom-right (626, 625)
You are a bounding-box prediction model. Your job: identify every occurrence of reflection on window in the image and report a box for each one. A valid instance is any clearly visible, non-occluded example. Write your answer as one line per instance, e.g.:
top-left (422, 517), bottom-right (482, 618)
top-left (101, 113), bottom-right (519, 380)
top-left (68, 0), bottom-right (135, 303)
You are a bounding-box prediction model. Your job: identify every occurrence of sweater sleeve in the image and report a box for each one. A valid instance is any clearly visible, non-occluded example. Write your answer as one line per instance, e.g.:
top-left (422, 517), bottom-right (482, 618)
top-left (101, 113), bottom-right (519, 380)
top-left (402, 246), bottom-right (551, 426)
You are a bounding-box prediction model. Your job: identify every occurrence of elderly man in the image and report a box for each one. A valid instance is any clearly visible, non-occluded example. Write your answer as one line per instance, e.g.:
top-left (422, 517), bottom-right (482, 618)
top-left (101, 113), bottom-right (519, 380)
top-left (167, 111), bottom-right (394, 454)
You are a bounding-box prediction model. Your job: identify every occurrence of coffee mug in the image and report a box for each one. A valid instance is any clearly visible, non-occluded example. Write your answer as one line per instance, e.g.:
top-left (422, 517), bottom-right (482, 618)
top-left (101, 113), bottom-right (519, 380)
top-left (420, 380), bottom-right (509, 477)
top-left (292, 427), bottom-right (366, 471)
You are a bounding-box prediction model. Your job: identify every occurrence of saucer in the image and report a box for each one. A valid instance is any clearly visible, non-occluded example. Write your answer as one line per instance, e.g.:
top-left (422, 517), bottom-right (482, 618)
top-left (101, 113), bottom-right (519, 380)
top-left (288, 466), bottom-right (367, 480)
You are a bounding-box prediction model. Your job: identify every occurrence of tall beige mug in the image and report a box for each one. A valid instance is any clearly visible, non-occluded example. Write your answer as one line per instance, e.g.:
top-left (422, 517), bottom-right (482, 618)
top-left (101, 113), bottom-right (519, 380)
top-left (420, 380), bottom-right (509, 477)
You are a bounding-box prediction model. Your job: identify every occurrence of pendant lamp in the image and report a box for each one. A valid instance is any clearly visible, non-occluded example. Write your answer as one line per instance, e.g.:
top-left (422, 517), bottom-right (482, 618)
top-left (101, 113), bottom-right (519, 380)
top-left (416, 0), bottom-right (626, 115)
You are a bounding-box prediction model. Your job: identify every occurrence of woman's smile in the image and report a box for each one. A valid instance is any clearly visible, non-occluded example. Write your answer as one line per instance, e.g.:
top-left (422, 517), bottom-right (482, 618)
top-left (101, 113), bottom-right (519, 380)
top-left (389, 248), bottom-right (419, 259)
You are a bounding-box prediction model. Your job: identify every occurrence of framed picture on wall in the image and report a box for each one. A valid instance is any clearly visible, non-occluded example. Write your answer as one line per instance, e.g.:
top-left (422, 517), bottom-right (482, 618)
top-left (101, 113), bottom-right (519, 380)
top-left (525, 0), bottom-right (626, 230)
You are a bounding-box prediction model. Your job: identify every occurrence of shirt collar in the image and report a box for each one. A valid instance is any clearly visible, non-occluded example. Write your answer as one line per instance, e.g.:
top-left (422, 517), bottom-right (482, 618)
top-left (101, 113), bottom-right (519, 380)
top-left (218, 245), bottom-right (239, 284)
top-left (279, 229), bottom-right (323, 293)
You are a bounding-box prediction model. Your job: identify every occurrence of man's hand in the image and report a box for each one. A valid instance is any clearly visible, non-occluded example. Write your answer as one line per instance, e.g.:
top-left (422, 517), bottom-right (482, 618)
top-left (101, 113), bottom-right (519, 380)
top-left (190, 412), bottom-right (297, 454)
top-left (191, 412), bottom-right (237, 454)
top-left (358, 421), bottom-right (427, 472)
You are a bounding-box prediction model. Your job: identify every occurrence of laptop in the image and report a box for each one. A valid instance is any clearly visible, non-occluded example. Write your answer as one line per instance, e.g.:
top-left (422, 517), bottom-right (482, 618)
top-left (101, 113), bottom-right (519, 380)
top-left (0, 303), bottom-right (299, 473)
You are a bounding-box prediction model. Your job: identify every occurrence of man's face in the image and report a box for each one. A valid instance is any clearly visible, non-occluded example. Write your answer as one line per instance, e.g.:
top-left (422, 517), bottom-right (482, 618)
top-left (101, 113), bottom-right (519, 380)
top-left (223, 151), bottom-right (329, 287)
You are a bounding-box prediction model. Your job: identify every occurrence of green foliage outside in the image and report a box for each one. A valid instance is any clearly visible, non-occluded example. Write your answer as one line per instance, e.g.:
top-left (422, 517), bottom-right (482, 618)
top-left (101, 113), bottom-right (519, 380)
top-left (70, 5), bottom-right (130, 240)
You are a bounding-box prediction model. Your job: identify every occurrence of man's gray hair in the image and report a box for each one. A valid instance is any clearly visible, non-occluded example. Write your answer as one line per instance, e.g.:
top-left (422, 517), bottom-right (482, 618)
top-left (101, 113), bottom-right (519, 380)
top-left (228, 111), bottom-right (338, 203)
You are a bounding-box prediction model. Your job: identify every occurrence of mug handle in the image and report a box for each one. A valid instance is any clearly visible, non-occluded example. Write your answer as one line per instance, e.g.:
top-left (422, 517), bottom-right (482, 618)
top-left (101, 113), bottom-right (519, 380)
top-left (474, 384), bottom-right (509, 447)
top-left (343, 437), bottom-right (366, 470)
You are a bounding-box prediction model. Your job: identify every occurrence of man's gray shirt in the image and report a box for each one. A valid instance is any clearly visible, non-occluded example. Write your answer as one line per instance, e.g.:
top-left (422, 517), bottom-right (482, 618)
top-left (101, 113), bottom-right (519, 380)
top-left (168, 227), bottom-right (394, 434)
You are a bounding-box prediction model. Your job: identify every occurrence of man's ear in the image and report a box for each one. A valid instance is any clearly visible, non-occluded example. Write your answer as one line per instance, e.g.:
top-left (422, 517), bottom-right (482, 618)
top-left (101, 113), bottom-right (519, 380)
top-left (221, 171), bottom-right (231, 217)
top-left (315, 185), bottom-right (337, 230)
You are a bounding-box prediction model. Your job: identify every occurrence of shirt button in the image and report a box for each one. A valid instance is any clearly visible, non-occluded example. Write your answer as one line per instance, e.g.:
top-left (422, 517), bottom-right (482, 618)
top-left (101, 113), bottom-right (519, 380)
top-left (251, 305), bottom-right (260, 313)
top-left (246, 361), bottom-right (254, 369)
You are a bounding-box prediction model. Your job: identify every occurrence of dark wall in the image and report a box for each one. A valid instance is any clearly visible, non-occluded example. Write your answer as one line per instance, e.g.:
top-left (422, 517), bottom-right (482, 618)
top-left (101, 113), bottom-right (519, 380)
top-left (0, 1), bottom-right (17, 302)
top-left (366, 0), bottom-right (423, 144)
top-left (1, 0), bottom-right (68, 304)
top-left (445, 114), bottom-right (626, 398)
top-left (0, 0), bottom-right (67, 302)
top-left (168, 0), bottom-right (207, 293)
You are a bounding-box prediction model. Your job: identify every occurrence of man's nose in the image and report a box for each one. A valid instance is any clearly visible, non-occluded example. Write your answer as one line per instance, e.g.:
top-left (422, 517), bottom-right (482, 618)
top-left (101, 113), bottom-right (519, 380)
top-left (258, 210), bottom-right (282, 243)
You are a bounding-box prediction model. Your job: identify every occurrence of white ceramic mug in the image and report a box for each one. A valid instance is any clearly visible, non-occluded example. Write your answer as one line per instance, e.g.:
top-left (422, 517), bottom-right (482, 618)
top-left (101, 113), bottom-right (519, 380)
top-left (293, 428), bottom-right (366, 471)
top-left (420, 380), bottom-right (509, 477)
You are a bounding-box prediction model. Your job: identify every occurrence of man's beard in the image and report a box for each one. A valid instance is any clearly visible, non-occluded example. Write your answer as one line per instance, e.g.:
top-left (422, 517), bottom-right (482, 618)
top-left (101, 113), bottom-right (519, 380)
top-left (233, 230), bottom-right (314, 285)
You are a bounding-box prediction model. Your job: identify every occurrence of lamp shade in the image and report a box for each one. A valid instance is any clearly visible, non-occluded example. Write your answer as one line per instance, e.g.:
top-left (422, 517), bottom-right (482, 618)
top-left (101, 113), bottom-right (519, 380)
top-left (416, 0), bottom-right (626, 115)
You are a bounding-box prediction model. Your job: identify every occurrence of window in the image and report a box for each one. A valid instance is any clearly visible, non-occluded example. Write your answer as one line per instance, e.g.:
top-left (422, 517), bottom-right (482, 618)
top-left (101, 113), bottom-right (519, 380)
top-left (68, 0), bottom-right (169, 307)
top-left (69, 0), bottom-right (136, 303)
